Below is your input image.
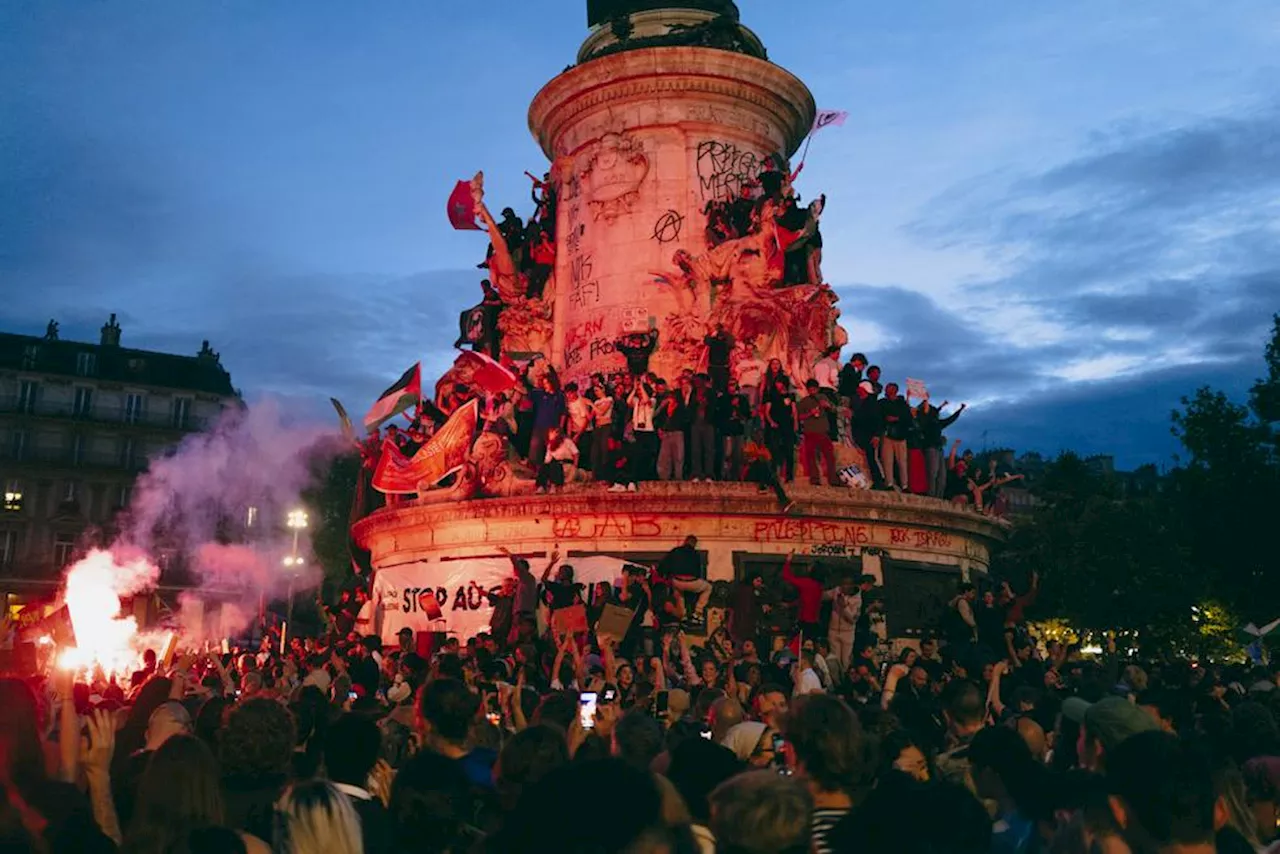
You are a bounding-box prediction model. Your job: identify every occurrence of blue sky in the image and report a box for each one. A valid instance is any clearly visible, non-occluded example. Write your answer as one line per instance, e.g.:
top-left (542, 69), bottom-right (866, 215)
top-left (2, 1), bottom-right (1277, 468)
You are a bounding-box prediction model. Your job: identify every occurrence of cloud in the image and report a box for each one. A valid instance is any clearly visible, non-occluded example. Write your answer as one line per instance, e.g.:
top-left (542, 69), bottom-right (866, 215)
top-left (833, 102), bottom-right (1279, 466)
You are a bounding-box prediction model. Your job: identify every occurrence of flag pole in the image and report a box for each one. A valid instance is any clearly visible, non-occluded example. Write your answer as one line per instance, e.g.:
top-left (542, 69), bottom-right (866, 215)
top-left (797, 130), bottom-right (815, 170)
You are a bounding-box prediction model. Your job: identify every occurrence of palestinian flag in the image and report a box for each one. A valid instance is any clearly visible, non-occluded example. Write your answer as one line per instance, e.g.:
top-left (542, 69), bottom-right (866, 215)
top-left (363, 363), bottom-right (421, 429)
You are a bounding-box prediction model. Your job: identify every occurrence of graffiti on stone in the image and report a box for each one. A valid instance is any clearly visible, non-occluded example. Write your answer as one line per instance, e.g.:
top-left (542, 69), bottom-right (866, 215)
top-left (695, 140), bottom-right (761, 201)
top-left (651, 209), bottom-right (684, 244)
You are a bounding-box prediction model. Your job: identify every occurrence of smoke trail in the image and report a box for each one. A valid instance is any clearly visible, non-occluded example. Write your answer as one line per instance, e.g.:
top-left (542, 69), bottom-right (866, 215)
top-left (116, 398), bottom-right (341, 640)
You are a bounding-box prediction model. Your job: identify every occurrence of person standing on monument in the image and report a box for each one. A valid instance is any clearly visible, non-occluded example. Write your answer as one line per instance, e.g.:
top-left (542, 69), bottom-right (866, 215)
top-left (798, 380), bottom-right (838, 487)
top-left (527, 373), bottom-right (566, 475)
top-left (877, 382), bottom-right (913, 492)
top-left (704, 323), bottom-right (735, 394)
top-left (656, 377), bottom-right (691, 481)
top-left (617, 329), bottom-right (658, 378)
top-left (628, 377), bottom-right (657, 484)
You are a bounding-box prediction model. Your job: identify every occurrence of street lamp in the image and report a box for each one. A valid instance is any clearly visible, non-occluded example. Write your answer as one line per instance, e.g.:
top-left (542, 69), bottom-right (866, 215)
top-left (282, 509), bottom-right (309, 638)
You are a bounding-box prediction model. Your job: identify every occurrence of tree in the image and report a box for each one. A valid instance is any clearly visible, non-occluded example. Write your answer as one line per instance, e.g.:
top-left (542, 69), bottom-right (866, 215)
top-left (998, 316), bottom-right (1280, 654)
top-left (300, 451), bottom-right (362, 593)
top-left (1169, 313), bottom-right (1280, 623)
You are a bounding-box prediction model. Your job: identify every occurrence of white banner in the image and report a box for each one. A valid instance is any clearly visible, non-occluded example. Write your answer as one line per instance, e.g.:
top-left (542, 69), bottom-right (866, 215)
top-left (371, 555), bottom-right (639, 644)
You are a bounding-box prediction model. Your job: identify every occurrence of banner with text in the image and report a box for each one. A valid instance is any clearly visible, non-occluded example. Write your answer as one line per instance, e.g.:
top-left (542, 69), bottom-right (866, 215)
top-left (371, 555), bottom-right (639, 643)
top-left (372, 399), bottom-right (479, 494)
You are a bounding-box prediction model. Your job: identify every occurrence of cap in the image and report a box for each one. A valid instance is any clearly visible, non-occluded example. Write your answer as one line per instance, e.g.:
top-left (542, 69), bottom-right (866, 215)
top-left (1066, 696), bottom-right (1158, 752)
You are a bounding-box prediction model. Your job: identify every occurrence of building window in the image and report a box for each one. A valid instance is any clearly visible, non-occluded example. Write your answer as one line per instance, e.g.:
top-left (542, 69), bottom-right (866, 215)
top-left (124, 393), bottom-right (147, 425)
top-left (17, 381), bottom-right (38, 414)
top-left (70, 434), bottom-right (84, 465)
top-left (62, 480), bottom-right (78, 504)
top-left (10, 432), bottom-right (27, 461)
top-left (73, 387), bottom-right (94, 417)
top-left (20, 345), bottom-right (39, 370)
top-left (3, 480), bottom-right (22, 513)
top-left (75, 352), bottom-right (97, 377)
top-left (53, 534), bottom-right (75, 568)
top-left (246, 505), bottom-right (259, 529)
top-left (0, 531), bottom-right (15, 566)
top-left (117, 484), bottom-right (132, 509)
top-left (120, 438), bottom-right (135, 468)
top-left (172, 397), bottom-right (193, 430)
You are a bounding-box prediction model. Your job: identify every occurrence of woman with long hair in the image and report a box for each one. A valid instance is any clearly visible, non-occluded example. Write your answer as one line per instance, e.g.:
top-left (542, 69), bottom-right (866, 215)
top-left (125, 734), bottom-right (265, 854)
top-left (274, 780), bottom-right (363, 854)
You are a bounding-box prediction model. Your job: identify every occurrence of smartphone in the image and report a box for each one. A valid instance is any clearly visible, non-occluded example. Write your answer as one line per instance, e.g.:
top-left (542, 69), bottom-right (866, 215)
top-left (485, 712), bottom-right (501, 726)
top-left (348, 691), bottom-right (358, 701)
top-left (579, 692), bottom-right (598, 729)
top-left (700, 729), bottom-right (712, 740)
top-left (654, 690), bottom-right (669, 719)
top-left (602, 687), bottom-right (618, 704)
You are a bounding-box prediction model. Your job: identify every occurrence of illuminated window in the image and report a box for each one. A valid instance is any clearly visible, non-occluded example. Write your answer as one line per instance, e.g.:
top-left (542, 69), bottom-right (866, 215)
top-left (53, 534), bottom-right (75, 567)
top-left (75, 352), bottom-right (97, 377)
top-left (3, 480), bottom-right (21, 513)
top-left (246, 505), bottom-right (259, 528)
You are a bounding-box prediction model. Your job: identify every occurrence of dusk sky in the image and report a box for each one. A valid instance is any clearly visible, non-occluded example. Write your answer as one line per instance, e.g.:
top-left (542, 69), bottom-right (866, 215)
top-left (3, 2), bottom-right (1277, 469)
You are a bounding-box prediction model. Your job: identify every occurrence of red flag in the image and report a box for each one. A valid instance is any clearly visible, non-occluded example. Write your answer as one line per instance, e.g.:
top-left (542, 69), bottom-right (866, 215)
top-left (447, 180), bottom-right (482, 231)
top-left (454, 350), bottom-right (518, 395)
top-left (364, 363), bottom-right (421, 429)
top-left (372, 399), bottom-right (479, 494)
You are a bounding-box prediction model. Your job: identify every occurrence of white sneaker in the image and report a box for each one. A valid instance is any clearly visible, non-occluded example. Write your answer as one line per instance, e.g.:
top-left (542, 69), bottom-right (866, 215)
top-left (608, 483), bottom-right (625, 492)
top-left (627, 482), bottom-right (637, 492)
top-left (535, 487), bottom-right (546, 495)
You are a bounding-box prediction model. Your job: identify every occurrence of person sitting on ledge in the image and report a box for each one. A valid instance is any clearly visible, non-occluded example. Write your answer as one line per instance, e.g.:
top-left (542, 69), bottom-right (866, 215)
top-left (535, 427), bottom-right (579, 495)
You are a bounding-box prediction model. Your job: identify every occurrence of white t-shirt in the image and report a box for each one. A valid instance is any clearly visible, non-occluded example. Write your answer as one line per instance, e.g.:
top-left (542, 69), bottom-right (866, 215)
top-left (794, 667), bottom-right (825, 697)
top-left (546, 437), bottom-right (580, 463)
top-left (813, 358), bottom-right (840, 390)
top-left (567, 397), bottom-right (592, 434)
top-left (736, 357), bottom-right (766, 388)
top-left (593, 396), bottom-right (615, 427)
top-left (631, 393), bottom-right (655, 432)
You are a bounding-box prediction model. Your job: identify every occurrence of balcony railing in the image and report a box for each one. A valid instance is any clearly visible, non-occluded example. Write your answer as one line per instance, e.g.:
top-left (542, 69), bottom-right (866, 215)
top-left (0, 399), bottom-right (205, 432)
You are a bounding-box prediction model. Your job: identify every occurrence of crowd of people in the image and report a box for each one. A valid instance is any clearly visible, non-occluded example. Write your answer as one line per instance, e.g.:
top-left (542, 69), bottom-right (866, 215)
top-left (4, 533), bottom-right (1278, 854)
top-left (370, 339), bottom-right (1027, 517)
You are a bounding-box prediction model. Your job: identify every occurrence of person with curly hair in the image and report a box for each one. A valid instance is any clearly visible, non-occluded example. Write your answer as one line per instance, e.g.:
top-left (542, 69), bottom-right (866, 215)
top-left (220, 699), bottom-right (295, 843)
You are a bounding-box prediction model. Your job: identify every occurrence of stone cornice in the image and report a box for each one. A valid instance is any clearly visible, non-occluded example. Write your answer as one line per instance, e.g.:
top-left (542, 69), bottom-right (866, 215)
top-left (528, 47), bottom-right (816, 159)
top-left (352, 483), bottom-right (1007, 550)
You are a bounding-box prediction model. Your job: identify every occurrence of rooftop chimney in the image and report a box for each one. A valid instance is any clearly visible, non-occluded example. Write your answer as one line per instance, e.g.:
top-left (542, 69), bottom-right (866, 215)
top-left (100, 313), bottom-right (122, 347)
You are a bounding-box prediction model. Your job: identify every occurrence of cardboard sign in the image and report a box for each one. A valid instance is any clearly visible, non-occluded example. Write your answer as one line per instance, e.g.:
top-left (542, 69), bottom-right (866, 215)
top-left (595, 603), bottom-right (636, 642)
top-left (551, 604), bottom-right (589, 636)
top-left (906, 378), bottom-right (928, 400)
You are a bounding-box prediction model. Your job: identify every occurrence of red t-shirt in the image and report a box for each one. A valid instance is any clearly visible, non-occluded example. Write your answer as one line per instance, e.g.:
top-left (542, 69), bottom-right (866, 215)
top-left (782, 557), bottom-right (823, 623)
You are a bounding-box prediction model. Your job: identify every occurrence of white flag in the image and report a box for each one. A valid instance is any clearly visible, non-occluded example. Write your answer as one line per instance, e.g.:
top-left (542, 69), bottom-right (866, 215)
top-left (812, 109), bottom-right (849, 132)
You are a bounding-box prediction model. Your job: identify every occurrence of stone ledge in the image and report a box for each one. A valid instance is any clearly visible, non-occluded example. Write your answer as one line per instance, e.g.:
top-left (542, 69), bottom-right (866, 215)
top-left (352, 481), bottom-right (1008, 549)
